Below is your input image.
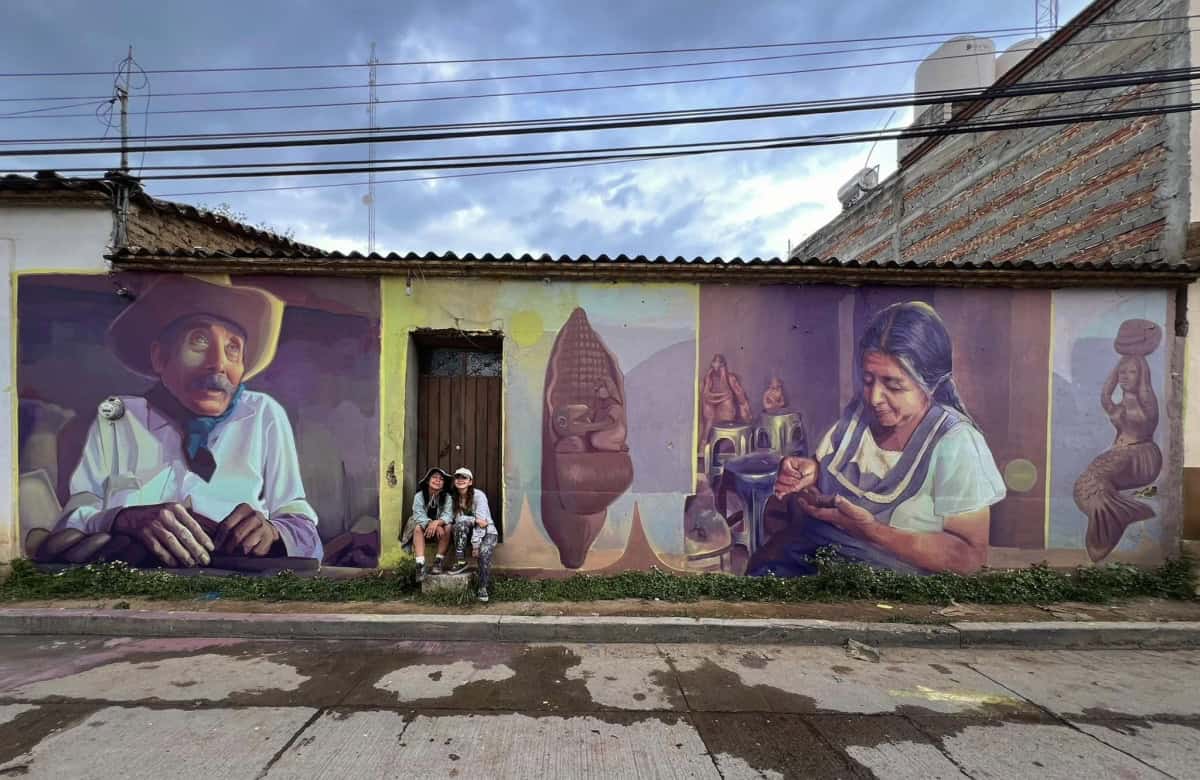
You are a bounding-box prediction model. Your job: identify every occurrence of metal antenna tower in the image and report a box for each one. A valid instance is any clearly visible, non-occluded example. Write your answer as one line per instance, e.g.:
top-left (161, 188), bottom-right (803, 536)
top-left (366, 42), bottom-right (379, 253)
top-left (1035, 0), bottom-right (1059, 37)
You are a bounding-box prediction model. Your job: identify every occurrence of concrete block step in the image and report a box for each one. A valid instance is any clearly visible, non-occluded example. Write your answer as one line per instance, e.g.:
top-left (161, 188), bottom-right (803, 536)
top-left (420, 572), bottom-right (471, 594)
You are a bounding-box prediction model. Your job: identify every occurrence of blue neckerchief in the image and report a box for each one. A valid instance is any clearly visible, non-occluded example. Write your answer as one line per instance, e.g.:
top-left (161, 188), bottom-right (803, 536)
top-left (182, 383), bottom-right (245, 459)
top-left (145, 382), bottom-right (245, 482)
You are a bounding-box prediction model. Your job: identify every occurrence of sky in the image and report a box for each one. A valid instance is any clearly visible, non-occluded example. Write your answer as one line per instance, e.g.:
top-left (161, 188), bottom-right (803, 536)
top-left (2, 0), bottom-right (1090, 259)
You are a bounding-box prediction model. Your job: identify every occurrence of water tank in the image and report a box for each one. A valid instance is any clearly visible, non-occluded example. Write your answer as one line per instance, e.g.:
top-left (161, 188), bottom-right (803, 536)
top-left (914, 36), bottom-right (997, 99)
top-left (995, 37), bottom-right (1044, 79)
top-left (837, 166), bottom-right (880, 209)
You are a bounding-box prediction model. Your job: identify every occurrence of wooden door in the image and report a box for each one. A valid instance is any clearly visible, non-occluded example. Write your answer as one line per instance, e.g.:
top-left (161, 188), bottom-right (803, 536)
top-left (416, 347), bottom-right (503, 531)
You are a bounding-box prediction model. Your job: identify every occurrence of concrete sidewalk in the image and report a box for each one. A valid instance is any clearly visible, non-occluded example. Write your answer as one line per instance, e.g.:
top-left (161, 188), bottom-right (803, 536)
top-left (4, 636), bottom-right (1198, 777)
top-left (1, 607), bottom-right (1198, 649)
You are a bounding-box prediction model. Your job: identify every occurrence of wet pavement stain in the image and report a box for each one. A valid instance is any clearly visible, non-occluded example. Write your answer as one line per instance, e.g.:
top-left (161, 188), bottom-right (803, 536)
top-left (693, 712), bottom-right (859, 779)
top-left (664, 655), bottom-right (1052, 778)
top-left (0, 703), bottom-right (104, 771)
top-left (0, 640), bottom-right (399, 710)
top-left (1066, 708), bottom-right (1200, 733)
top-left (373, 646), bottom-right (620, 716)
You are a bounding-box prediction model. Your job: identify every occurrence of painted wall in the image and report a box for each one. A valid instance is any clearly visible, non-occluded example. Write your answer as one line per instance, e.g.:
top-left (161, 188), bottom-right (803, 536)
top-left (6, 270), bottom-right (1183, 575)
top-left (381, 278), bottom-right (1181, 577)
top-left (381, 278), bottom-right (698, 573)
top-left (15, 272), bottom-right (381, 569)
top-left (0, 205), bottom-right (112, 561)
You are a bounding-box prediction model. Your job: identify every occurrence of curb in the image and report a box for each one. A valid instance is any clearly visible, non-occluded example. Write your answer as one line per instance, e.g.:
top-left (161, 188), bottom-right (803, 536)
top-left (0, 609), bottom-right (1198, 648)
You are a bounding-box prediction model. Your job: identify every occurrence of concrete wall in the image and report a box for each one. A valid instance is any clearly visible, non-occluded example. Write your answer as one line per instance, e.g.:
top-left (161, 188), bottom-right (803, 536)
top-left (1184, 0), bottom-right (1200, 540)
top-left (0, 205), bottom-right (111, 561)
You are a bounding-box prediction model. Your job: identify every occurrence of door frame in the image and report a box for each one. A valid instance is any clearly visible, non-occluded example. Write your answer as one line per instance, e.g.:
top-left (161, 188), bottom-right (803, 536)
top-left (408, 329), bottom-right (505, 538)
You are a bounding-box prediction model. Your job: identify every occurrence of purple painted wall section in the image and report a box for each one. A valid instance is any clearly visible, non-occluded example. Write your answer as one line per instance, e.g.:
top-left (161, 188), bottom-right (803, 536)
top-left (17, 273), bottom-right (380, 568)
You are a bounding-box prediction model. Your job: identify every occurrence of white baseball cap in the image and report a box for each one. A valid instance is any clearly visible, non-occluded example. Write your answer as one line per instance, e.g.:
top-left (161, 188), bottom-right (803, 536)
top-left (453, 467), bottom-right (474, 480)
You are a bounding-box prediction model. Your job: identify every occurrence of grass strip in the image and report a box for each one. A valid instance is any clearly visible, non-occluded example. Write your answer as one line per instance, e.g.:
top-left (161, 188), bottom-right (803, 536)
top-left (1, 549), bottom-right (1193, 607)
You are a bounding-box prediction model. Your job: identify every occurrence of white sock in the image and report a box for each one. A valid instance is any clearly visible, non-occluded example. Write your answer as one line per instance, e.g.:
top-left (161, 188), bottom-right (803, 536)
top-left (415, 556), bottom-right (425, 565)
top-left (435, 554), bottom-right (444, 560)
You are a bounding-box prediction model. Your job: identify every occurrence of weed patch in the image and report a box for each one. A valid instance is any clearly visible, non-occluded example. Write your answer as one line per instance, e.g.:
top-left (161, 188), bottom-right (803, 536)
top-left (0, 549), bottom-right (1192, 606)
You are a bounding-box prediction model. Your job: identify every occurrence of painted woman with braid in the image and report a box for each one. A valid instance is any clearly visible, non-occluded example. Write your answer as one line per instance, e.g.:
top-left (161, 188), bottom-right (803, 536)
top-left (747, 301), bottom-right (1006, 577)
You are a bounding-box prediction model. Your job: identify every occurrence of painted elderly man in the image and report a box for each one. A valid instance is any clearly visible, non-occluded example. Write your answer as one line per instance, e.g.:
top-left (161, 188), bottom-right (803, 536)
top-left (55, 274), bottom-right (322, 567)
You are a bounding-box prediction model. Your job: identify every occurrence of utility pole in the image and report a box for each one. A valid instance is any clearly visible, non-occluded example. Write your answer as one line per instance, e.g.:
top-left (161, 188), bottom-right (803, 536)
top-left (108, 46), bottom-right (136, 252)
top-left (118, 45), bottom-right (132, 173)
top-left (1035, 0), bottom-right (1058, 37)
top-left (366, 42), bottom-right (379, 254)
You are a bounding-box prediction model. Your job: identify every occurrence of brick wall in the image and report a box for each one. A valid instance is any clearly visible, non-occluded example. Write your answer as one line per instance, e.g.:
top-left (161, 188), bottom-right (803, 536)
top-left (794, 0), bottom-right (1191, 270)
top-left (126, 200), bottom-right (310, 255)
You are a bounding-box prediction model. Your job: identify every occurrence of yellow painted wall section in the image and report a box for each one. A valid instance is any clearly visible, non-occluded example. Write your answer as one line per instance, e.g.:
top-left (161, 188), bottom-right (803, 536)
top-left (379, 276), bottom-right (699, 568)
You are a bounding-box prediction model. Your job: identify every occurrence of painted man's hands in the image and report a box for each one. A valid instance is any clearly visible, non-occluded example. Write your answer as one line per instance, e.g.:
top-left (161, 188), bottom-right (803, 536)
top-left (112, 502), bottom-right (215, 568)
top-left (214, 503), bottom-right (282, 556)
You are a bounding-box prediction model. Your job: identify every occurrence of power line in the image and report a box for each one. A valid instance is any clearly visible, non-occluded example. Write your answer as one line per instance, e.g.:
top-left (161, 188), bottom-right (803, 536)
top-left (1, 12), bottom-right (1190, 79)
top-left (2, 66), bottom-right (1193, 159)
top-left (124, 100), bottom-right (1200, 182)
top-left (150, 84), bottom-right (1195, 198)
top-left (36, 81), bottom-right (1191, 176)
top-left (157, 155), bottom-right (667, 197)
top-left (4, 50), bottom-right (1190, 148)
top-left (4, 28), bottom-right (1185, 121)
top-left (0, 27), bottom-right (1126, 105)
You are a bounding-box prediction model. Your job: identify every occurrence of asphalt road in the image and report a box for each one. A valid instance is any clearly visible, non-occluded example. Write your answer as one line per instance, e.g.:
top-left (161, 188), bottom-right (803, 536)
top-left (0, 635), bottom-right (1195, 778)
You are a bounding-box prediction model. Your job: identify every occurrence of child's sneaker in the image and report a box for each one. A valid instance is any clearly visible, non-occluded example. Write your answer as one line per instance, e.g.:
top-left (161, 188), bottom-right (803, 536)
top-left (449, 559), bottom-right (470, 575)
top-left (477, 587), bottom-right (489, 603)
top-left (431, 558), bottom-right (444, 575)
top-left (415, 562), bottom-right (426, 582)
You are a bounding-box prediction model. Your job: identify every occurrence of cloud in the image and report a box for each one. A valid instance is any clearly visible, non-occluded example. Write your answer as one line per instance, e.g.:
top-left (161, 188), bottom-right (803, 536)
top-left (3, 0), bottom-right (1088, 259)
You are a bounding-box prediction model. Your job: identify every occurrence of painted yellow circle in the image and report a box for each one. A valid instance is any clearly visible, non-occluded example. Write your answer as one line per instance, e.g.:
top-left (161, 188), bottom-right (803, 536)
top-left (1003, 459), bottom-right (1039, 493)
top-left (509, 310), bottom-right (543, 347)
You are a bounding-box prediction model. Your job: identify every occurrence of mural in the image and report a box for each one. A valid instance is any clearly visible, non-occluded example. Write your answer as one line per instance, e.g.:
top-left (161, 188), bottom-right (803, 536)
top-left (16, 274), bottom-right (1175, 578)
top-left (17, 273), bottom-right (381, 570)
top-left (743, 301), bottom-right (1005, 576)
top-left (542, 308), bottom-right (634, 568)
top-left (373, 280), bottom-right (1177, 579)
top-left (1073, 318), bottom-right (1164, 562)
top-left (1042, 288), bottom-right (1174, 565)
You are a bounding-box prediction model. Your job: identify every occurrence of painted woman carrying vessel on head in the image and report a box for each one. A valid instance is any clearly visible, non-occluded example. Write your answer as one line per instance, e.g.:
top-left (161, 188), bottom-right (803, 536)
top-left (1072, 319), bottom-right (1162, 562)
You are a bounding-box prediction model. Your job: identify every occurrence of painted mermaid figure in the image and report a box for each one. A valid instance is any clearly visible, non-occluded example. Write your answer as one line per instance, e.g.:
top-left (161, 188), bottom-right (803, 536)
top-left (1073, 319), bottom-right (1162, 562)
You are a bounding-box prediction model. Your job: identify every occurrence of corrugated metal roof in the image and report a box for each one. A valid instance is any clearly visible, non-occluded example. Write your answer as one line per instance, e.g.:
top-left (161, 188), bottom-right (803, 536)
top-left (107, 246), bottom-right (1198, 286)
top-left (111, 247), bottom-right (786, 264)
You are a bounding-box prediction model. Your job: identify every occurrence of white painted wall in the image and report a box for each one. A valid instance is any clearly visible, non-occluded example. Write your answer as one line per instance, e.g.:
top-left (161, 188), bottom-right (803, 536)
top-left (1189, 282), bottom-right (1200, 471)
top-left (0, 205), bottom-right (112, 560)
top-left (1188, 2), bottom-right (1200, 475)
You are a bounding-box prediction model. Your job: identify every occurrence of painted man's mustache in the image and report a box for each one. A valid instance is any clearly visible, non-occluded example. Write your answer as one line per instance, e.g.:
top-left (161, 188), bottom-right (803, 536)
top-left (189, 374), bottom-right (235, 393)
